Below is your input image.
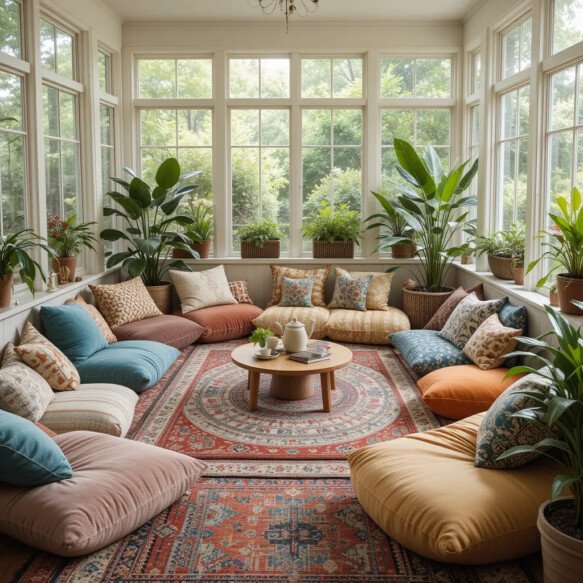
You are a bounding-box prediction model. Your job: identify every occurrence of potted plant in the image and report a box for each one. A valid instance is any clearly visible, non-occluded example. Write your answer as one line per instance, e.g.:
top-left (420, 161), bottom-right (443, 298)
top-left (369, 139), bottom-right (478, 328)
top-left (365, 189), bottom-right (415, 258)
top-left (47, 215), bottom-right (98, 282)
top-left (0, 230), bottom-right (55, 308)
top-left (498, 302), bottom-right (583, 582)
top-left (302, 202), bottom-right (361, 259)
top-left (249, 328), bottom-right (274, 351)
top-left (101, 157), bottom-right (200, 314)
top-left (526, 187), bottom-right (583, 315)
top-left (173, 197), bottom-right (213, 260)
top-left (474, 224), bottom-right (525, 280)
top-left (237, 220), bottom-right (281, 259)
top-left (549, 283), bottom-right (560, 307)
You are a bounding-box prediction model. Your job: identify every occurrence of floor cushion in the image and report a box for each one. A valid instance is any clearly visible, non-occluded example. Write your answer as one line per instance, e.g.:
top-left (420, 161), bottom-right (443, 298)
top-left (113, 315), bottom-right (204, 349)
top-left (0, 431), bottom-right (206, 556)
top-left (417, 365), bottom-right (525, 419)
top-left (65, 294), bottom-right (117, 343)
top-left (326, 308), bottom-right (410, 345)
top-left (39, 383), bottom-right (138, 437)
top-left (176, 303), bottom-right (264, 343)
top-left (76, 341), bottom-right (180, 393)
top-left (252, 306), bottom-right (330, 340)
top-left (390, 329), bottom-right (471, 377)
top-left (348, 413), bottom-right (559, 564)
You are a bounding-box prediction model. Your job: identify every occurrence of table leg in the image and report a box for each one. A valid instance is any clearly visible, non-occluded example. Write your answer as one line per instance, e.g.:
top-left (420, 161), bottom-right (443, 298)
top-left (330, 371), bottom-right (336, 390)
top-left (320, 372), bottom-right (332, 413)
top-left (248, 371), bottom-right (260, 411)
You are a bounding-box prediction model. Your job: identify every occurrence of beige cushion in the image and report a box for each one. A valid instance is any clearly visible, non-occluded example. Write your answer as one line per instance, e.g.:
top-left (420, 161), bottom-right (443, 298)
top-left (0, 343), bottom-right (54, 422)
top-left (348, 414), bottom-right (559, 564)
top-left (89, 277), bottom-right (162, 329)
top-left (335, 267), bottom-right (394, 311)
top-left (39, 383), bottom-right (138, 437)
top-left (326, 308), bottom-right (410, 345)
top-left (171, 266), bottom-right (237, 313)
top-left (0, 431), bottom-right (206, 556)
top-left (65, 294), bottom-right (117, 343)
top-left (268, 265), bottom-right (330, 308)
top-left (252, 306), bottom-right (330, 339)
top-left (15, 322), bottom-right (80, 391)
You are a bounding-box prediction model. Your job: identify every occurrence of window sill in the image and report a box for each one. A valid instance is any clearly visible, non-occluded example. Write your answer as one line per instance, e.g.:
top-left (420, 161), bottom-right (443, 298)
top-left (184, 257), bottom-right (421, 266)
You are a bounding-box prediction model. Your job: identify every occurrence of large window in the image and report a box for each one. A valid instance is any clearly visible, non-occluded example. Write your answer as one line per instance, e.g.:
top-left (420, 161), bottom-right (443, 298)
top-left (39, 18), bottom-right (74, 79)
top-left (230, 58), bottom-right (290, 98)
top-left (301, 58), bottom-right (363, 98)
top-left (553, 0), bottom-right (583, 54)
top-left (0, 0), bottom-right (22, 58)
top-left (380, 57), bottom-right (452, 98)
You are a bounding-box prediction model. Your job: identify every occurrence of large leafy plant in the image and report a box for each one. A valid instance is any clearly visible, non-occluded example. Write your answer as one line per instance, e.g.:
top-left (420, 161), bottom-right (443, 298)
top-left (302, 202), bottom-right (361, 244)
top-left (101, 158), bottom-right (200, 286)
top-left (367, 139), bottom-right (478, 292)
top-left (474, 224), bottom-right (525, 265)
top-left (498, 302), bottom-right (583, 536)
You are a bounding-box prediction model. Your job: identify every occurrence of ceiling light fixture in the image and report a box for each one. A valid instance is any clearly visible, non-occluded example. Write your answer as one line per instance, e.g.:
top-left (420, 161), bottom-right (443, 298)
top-left (248, 0), bottom-right (320, 31)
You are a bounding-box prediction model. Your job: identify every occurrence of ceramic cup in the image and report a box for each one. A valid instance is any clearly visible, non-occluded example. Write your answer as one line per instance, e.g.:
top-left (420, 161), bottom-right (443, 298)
top-left (266, 336), bottom-right (279, 351)
top-left (259, 346), bottom-right (272, 358)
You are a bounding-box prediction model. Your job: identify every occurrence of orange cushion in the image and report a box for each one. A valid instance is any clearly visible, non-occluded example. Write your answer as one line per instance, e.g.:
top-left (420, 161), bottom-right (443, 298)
top-left (417, 365), bottom-right (525, 419)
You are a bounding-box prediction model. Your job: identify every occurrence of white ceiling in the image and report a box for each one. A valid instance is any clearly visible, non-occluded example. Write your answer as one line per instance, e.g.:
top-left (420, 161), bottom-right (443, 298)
top-left (102, 0), bottom-right (484, 23)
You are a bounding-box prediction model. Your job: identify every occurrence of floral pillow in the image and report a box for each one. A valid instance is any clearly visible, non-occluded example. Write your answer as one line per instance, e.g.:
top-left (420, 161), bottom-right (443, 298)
top-left (328, 275), bottom-right (372, 311)
top-left (279, 277), bottom-right (315, 308)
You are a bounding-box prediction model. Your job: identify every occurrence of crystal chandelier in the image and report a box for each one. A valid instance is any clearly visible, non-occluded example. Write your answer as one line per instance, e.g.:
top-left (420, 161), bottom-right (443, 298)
top-left (248, 0), bottom-right (320, 30)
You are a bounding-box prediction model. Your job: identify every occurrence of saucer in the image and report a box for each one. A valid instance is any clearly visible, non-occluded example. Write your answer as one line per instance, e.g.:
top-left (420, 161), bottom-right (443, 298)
top-left (254, 351), bottom-right (280, 360)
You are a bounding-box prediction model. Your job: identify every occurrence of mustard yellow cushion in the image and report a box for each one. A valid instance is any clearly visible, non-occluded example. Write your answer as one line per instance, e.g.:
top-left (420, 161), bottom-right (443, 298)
top-left (252, 306), bottom-right (329, 339)
top-left (335, 267), bottom-right (394, 311)
top-left (348, 414), bottom-right (559, 564)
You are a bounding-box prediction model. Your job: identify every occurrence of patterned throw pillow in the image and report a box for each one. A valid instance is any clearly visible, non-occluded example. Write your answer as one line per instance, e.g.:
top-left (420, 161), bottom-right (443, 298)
top-left (268, 265), bottom-right (330, 308)
top-left (463, 314), bottom-right (522, 370)
top-left (0, 343), bottom-right (54, 422)
top-left (328, 275), bottom-right (372, 311)
top-left (423, 284), bottom-right (485, 331)
top-left (438, 293), bottom-right (507, 349)
top-left (335, 267), bottom-right (394, 311)
top-left (229, 280), bottom-right (254, 304)
top-left (65, 294), bottom-right (117, 343)
top-left (279, 277), bottom-right (315, 308)
top-left (171, 266), bottom-right (238, 314)
top-left (475, 371), bottom-right (551, 469)
top-left (15, 322), bottom-right (80, 392)
top-left (90, 277), bottom-right (162, 329)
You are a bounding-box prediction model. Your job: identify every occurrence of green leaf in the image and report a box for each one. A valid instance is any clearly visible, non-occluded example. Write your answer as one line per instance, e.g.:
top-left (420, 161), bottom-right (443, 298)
top-left (551, 474), bottom-right (576, 500)
top-left (133, 237), bottom-right (161, 256)
top-left (572, 186), bottom-right (581, 211)
top-left (109, 177), bottom-right (130, 191)
top-left (123, 257), bottom-right (146, 278)
top-left (160, 193), bottom-right (189, 216)
top-left (107, 193), bottom-right (142, 220)
top-left (123, 166), bottom-right (137, 178)
top-left (156, 158), bottom-right (181, 189)
top-left (100, 228), bottom-right (131, 242)
top-left (548, 396), bottom-right (578, 426)
top-left (394, 138), bottom-right (435, 195)
top-left (128, 177), bottom-right (152, 208)
top-left (106, 251), bottom-right (132, 268)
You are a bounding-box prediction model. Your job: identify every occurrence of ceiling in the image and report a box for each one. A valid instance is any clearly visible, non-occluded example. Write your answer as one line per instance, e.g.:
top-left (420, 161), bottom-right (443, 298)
top-left (101, 0), bottom-right (484, 23)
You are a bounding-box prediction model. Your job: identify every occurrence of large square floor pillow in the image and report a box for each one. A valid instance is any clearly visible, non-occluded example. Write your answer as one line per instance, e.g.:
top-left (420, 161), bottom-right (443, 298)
top-left (348, 414), bottom-right (559, 564)
top-left (252, 306), bottom-right (330, 340)
top-left (39, 384), bottom-right (138, 437)
top-left (0, 431), bottom-right (206, 556)
top-left (326, 308), bottom-right (410, 345)
top-left (113, 315), bottom-right (204, 349)
top-left (176, 303), bottom-right (264, 343)
top-left (76, 341), bottom-right (180, 393)
top-left (417, 365), bottom-right (525, 419)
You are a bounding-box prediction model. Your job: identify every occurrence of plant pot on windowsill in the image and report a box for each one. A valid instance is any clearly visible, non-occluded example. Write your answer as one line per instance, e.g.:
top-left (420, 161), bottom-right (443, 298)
top-left (0, 273), bottom-right (14, 308)
top-left (487, 255), bottom-right (515, 280)
top-left (391, 243), bottom-right (415, 259)
top-left (461, 253), bottom-right (474, 265)
top-left (52, 256), bottom-right (77, 283)
top-left (402, 286), bottom-right (455, 329)
top-left (146, 281), bottom-right (173, 314)
top-left (172, 239), bottom-right (211, 260)
top-left (549, 287), bottom-right (560, 307)
top-left (556, 274), bottom-right (583, 315)
top-left (312, 240), bottom-right (354, 259)
top-left (513, 264), bottom-right (524, 286)
top-left (241, 239), bottom-right (280, 259)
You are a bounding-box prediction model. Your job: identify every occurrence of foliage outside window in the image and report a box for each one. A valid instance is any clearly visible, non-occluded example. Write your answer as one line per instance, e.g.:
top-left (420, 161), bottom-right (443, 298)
top-left (471, 51), bottom-right (481, 95)
top-left (98, 50), bottom-right (111, 94)
top-left (138, 58), bottom-right (212, 99)
top-left (380, 58), bottom-right (451, 98)
top-left (501, 18), bottom-right (532, 79)
top-left (0, 0), bottom-right (22, 58)
top-left (230, 58), bottom-right (290, 99)
top-left (39, 18), bottom-right (74, 79)
top-left (553, 0), bottom-right (583, 55)
top-left (301, 58), bottom-right (363, 98)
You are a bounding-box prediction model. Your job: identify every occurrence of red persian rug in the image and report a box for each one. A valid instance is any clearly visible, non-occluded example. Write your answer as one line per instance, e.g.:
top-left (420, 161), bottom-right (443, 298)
top-left (11, 478), bottom-right (536, 583)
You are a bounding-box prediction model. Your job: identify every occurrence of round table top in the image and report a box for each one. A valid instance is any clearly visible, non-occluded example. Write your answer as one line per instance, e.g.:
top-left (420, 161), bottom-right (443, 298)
top-left (231, 342), bottom-right (353, 376)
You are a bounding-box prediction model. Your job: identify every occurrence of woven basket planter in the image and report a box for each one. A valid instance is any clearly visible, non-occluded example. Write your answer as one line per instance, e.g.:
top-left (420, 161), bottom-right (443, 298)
top-left (173, 239), bottom-right (211, 259)
top-left (241, 240), bottom-right (280, 259)
top-left (487, 255), bottom-right (515, 280)
top-left (312, 240), bottom-right (354, 259)
top-left (402, 286), bottom-right (455, 329)
top-left (146, 282), bottom-right (173, 314)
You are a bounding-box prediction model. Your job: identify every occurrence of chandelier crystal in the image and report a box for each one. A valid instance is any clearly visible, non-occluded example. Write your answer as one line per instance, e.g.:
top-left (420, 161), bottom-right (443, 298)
top-left (248, 0), bottom-right (320, 30)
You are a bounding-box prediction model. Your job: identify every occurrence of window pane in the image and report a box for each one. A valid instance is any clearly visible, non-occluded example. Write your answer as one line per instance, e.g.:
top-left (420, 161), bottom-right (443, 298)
top-left (416, 59), bottom-right (451, 98)
top-left (381, 109), bottom-right (414, 145)
top-left (519, 86), bottom-right (530, 135)
top-left (42, 85), bottom-right (59, 138)
top-left (303, 147), bottom-right (331, 216)
top-left (502, 25), bottom-right (520, 78)
top-left (229, 59), bottom-right (259, 98)
top-left (140, 109), bottom-right (176, 147)
top-left (301, 59), bottom-right (331, 98)
top-left (231, 109), bottom-right (259, 146)
top-left (59, 91), bottom-right (76, 140)
top-left (332, 58), bottom-right (363, 98)
top-left (302, 109), bottom-right (331, 146)
top-left (261, 147), bottom-right (289, 229)
top-left (261, 109), bottom-right (289, 146)
top-left (177, 109), bottom-right (212, 147)
top-left (98, 51), bottom-right (110, 93)
top-left (62, 140), bottom-right (79, 216)
top-left (56, 29), bottom-right (73, 78)
top-left (40, 20), bottom-right (56, 72)
top-left (0, 133), bottom-right (25, 235)
top-left (549, 131), bottom-right (574, 201)
top-left (100, 104), bottom-right (112, 146)
top-left (417, 109), bottom-right (450, 146)
top-left (551, 68), bottom-right (576, 130)
top-left (0, 0), bottom-right (21, 58)
top-left (333, 109), bottom-right (361, 145)
top-left (176, 59), bottom-right (212, 99)
top-left (380, 59), bottom-right (414, 97)
top-left (579, 64), bottom-right (583, 126)
top-left (501, 90), bottom-right (518, 139)
top-left (473, 52), bottom-right (482, 94)
top-left (0, 70), bottom-right (22, 130)
top-left (577, 129), bottom-right (583, 190)
top-left (553, 0), bottom-right (583, 54)
top-left (45, 138), bottom-right (60, 216)
top-left (516, 137), bottom-right (528, 226)
top-left (178, 147), bottom-right (212, 199)
top-left (231, 147), bottom-right (260, 234)
top-left (139, 59), bottom-right (176, 99)
top-left (141, 147), bottom-right (173, 186)
top-left (260, 58), bottom-right (290, 98)
top-left (500, 140), bottom-right (516, 229)
top-left (521, 19), bottom-right (532, 71)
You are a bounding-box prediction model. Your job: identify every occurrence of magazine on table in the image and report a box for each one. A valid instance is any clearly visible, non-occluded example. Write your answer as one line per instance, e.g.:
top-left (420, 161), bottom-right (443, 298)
top-left (289, 348), bottom-right (331, 364)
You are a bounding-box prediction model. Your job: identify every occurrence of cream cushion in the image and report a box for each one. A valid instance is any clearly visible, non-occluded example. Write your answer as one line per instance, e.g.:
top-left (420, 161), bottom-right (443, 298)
top-left (252, 306), bottom-right (330, 339)
top-left (348, 413), bottom-right (559, 564)
top-left (335, 267), bottom-right (394, 311)
top-left (326, 308), bottom-right (410, 345)
top-left (39, 383), bottom-right (138, 437)
top-left (171, 266), bottom-right (237, 313)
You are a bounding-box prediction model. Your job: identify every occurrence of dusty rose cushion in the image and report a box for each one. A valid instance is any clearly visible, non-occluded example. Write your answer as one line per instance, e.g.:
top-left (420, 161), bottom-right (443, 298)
top-left (112, 315), bottom-right (204, 350)
top-left (424, 284), bottom-right (485, 331)
top-left (175, 303), bottom-right (264, 343)
top-left (0, 431), bottom-right (206, 556)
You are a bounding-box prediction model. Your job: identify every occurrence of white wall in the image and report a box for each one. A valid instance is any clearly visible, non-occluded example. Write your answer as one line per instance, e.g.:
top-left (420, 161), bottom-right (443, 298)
top-left (463, 0), bottom-right (527, 44)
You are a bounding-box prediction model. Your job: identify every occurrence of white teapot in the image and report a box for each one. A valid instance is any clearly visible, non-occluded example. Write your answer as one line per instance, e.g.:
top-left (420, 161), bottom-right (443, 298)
top-left (273, 318), bottom-right (315, 353)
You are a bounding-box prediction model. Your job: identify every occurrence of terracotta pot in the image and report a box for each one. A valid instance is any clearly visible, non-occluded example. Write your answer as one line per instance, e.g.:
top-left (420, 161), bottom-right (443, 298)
top-left (0, 273), bottom-right (14, 308)
top-left (52, 256), bottom-right (77, 283)
top-left (461, 254), bottom-right (474, 265)
top-left (538, 498), bottom-right (583, 583)
top-left (241, 240), bottom-right (280, 259)
top-left (172, 239), bottom-right (211, 259)
top-left (402, 286), bottom-right (455, 329)
top-left (146, 282), bottom-right (173, 314)
top-left (556, 274), bottom-right (583, 315)
top-left (391, 243), bottom-right (414, 259)
top-left (513, 266), bottom-right (524, 286)
top-left (487, 255), bottom-right (515, 280)
top-left (549, 290), bottom-right (560, 307)
top-left (312, 240), bottom-right (354, 259)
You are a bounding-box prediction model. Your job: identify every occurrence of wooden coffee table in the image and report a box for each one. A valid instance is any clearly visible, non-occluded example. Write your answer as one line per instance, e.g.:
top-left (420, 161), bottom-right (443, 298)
top-left (231, 342), bottom-right (353, 413)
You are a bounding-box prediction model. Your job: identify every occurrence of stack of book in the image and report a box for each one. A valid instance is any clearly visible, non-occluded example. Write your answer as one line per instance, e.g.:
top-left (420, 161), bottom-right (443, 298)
top-left (289, 347), bottom-right (331, 364)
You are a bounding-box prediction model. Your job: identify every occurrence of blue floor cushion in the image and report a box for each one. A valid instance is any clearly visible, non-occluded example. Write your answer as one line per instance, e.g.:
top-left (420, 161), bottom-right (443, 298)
top-left (390, 330), bottom-right (471, 377)
top-left (76, 341), bottom-right (180, 393)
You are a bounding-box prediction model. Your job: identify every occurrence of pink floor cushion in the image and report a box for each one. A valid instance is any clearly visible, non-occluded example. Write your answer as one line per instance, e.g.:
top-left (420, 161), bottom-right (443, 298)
top-left (0, 431), bottom-right (206, 556)
top-left (175, 303), bottom-right (264, 343)
top-left (112, 315), bottom-right (204, 349)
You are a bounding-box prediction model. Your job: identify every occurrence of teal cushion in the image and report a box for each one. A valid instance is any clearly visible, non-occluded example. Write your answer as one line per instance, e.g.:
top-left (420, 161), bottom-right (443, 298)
top-left (0, 410), bottom-right (72, 486)
top-left (40, 304), bottom-right (108, 365)
top-left (76, 340), bottom-right (180, 393)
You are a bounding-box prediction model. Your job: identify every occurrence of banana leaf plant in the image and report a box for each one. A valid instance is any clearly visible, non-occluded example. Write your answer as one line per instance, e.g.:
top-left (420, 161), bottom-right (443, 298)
top-left (365, 138), bottom-right (478, 292)
top-left (101, 158), bottom-right (200, 286)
